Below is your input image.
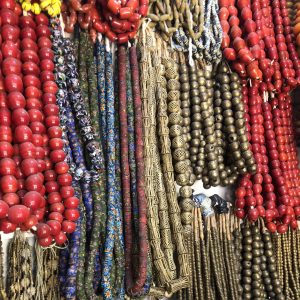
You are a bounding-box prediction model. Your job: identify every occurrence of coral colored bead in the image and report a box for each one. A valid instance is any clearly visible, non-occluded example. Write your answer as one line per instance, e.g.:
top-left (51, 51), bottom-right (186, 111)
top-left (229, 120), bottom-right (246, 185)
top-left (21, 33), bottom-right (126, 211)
top-left (45, 116), bottom-right (59, 127)
top-left (40, 59), bottom-right (54, 72)
top-left (47, 126), bottom-right (62, 138)
top-left (4, 74), bottom-right (23, 92)
top-left (0, 175), bottom-right (18, 193)
top-left (20, 158), bottom-right (38, 176)
top-left (44, 170), bottom-right (56, 182)
top-left (54, 161), bottom-right (69, 175)
top-left (14, 125), bottom-right (32, 143)
top-left (0, 158), bottom-right (16, 176)
top-left (49, 150), bottom-right (65, 163)
top-left (60, 186), bottom-right (74, 198)
top-left (253, 184), bottom-right (262, 194)
top-left (22, 191), bottom-right (42, 210)
top-left (43, 104), bottom-right (59, 116)
top-left (255, 194), bottom-right (263, 205)
top-left (12, 108), bottom-right (29, 126)
top-left (25, 174), bottom-right (43, 192)
top-left (23, 75), bottom-right (41, 89)
top-left (50, 202), bottom-right (64, 213)
top-left (0, 107), bottom-right (11, 126)
top-left (248, 208), bottom-right (259, 221)
top-left (0, 141), bottom-right (13, 158)
top-left (57, 173), bottom-right (72, 186)
top-left (0, 125), bottom-right (12, 142)
top-left (62, 220), bottom-right (76, 233)
top-left (26, 98), bottom-right (42, 110)
top-left (25, 86), bottom-right (42, 99)
top-left (28, 109), bottom-right (43, 122)
top-left (47, 192), bottom-right (61, 204)
top-left (64, 208), bottom-right (79, 221)
top-left (235, 187), bottom-right (246, 198)
top-left (277, 223), bottom-right (288, 233)
top-left (45, 181), bottom-right (59, 193)
top-left (266, 222), bottom-right (277, 232)
top-left (48, 138), bottom-right (63, 150)
top-left (36, 159), bottom-right (46, 172)
top-left (54, 231), bottom-right (67, 245)
top-left (235, 209), bottom-right (245, 219)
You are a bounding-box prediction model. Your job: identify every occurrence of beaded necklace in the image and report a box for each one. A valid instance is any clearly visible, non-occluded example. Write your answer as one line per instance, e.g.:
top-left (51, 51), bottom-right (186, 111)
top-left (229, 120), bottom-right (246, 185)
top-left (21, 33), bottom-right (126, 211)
top-left (82, 32), bottom-right (105, 291)
top-left (138, 27), bottom-right (190, 298)
top-left (96, 39), bottom-right (107, 152)
top-left (118, 45), bottom-right (149, 297)
top-left (62, 35), bottom-right (107, 298)
top-left (78, 31), bottom-right (89, 111)
top-left (101, 42), bottom-right (122, 300)
top-left (51, 18), bottom-right (91, 299)
top-left (129, 45), bottom-right (149, 296)
top-left (112, 55), bottom-right (126, 299)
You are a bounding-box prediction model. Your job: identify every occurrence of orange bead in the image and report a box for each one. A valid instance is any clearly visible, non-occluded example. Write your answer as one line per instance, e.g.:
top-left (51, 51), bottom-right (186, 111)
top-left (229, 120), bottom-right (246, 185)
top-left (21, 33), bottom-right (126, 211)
top-left (296, 33), bottom-right (300, 46)
top-left (294, 23), bottom-right (300, 35)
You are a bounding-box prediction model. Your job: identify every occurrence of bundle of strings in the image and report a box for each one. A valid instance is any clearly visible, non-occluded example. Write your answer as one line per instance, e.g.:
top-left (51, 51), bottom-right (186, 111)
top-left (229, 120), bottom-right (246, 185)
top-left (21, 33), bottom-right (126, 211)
top-left (0, 236), bottom-right (7, 300)
top-left (181, 208), bottom-right (241, 300)
top-left (272, 228), bottom-right (300, 299)
top-left (35, 243), bottom-right (60, 300)
top-left (6, 231), bottom-right (35, 300)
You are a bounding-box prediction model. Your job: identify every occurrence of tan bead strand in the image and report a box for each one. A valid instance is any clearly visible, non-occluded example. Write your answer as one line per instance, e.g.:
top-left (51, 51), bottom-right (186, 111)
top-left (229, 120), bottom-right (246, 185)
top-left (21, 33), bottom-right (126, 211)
top-left (139, 27), bottom-right (190, 297)
top-left (139, 29), bottom-right (173, 287)
top-left (162, 41), bottom-right (194, 298)
top-left (155, 36), bottom-right (190, 283)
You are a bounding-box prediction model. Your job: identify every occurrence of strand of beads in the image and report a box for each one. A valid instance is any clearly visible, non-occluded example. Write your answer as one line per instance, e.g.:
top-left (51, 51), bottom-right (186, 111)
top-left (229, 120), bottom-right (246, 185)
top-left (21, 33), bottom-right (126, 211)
top-left (35, 13), bottom-right (79, 246)
top-left (200, 66), bottom-right (221, 187)
top-left (18, 13), bottom-right (47, 231)
top-left (0, 0), bottom-right (22, 233)
top-left (139, 32), bottom-right (173, 297)
top-left (139, 28), bottom-right (190, 298)
top-left (155, 40), bottom-right (190, 296)
top-left (211, 76), bottom-right (225, 182)
top-left (272, 229), bottom-right (300, 299)
top-left (113, 61), bottom-right (126, 298)
top-left (187, 61), bottom-right (203, 180)
top-left (184, 60), bottom-right (255, 187)
top-left (62, 36), bottom-right (107, 298)
top-left (95, 38), bottom-right (125, 299)
top-left (178, 53), bottom-right (191, 165)
top-left (128, 45), bottom-right (149, 296)
top-left (160, 49), bottom-right (195, 266)
top-left (0, 1), bottom-right (78, 245)
top-left (161, 49), bottom-right (195, 298)
top-left (231, 218), bottom-right (243, 298)
top-left (61, 0), bottom-right (148, 43)
top-left (240, 222), bottom-right (285, 300)
top-left (236, 86), bottom-right (300, 229)
top-left (283, 95), bottom-right (300, 210)
top-left (220, 0), bottom-right (299, 87)
top-left (51, 18), bottom-right (92, 299)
